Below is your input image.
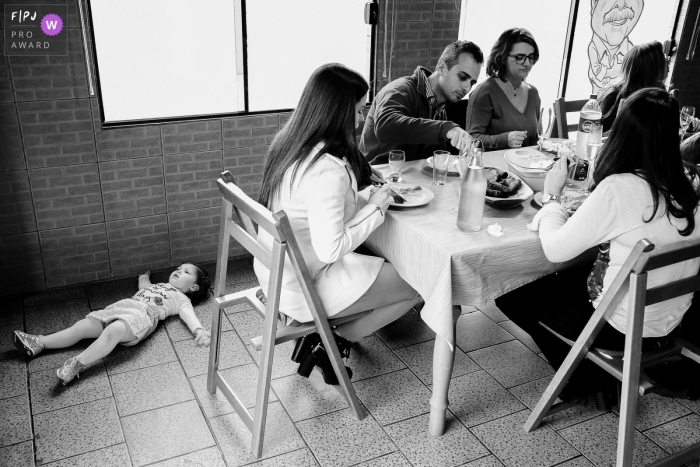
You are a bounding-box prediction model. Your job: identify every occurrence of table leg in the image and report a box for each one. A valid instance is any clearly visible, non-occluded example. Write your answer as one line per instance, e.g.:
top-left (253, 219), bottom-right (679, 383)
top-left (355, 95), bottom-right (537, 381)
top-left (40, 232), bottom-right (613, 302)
top-left (429, 304), bottom-right (461, 436)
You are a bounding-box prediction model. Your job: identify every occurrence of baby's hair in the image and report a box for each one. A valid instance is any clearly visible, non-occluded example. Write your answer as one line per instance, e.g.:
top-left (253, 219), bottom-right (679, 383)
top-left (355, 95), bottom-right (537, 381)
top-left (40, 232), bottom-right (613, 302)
top-left (182, 262), bottom-right (211, 306)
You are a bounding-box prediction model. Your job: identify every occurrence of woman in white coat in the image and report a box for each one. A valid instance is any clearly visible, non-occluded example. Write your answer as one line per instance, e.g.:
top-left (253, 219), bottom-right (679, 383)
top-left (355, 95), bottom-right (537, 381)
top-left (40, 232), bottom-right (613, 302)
top-left (255, 63), bottom-right (422, 385)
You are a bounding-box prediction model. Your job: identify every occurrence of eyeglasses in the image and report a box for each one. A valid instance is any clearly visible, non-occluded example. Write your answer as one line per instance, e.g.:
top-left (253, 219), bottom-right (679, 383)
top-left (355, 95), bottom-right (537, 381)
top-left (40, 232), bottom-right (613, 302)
top-left (509, 54), bottom-right (538, 65)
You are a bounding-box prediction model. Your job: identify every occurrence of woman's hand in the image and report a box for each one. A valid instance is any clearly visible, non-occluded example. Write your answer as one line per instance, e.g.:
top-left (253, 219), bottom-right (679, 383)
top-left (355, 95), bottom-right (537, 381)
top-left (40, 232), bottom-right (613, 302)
top-left (368, 184), bottom-right (392, 213)
top-left (370, 167), bottom-right (386, 185)
top-left (544, 157), bottom-right (568, 196)
top-left (194, 329), bottom-right (211, 347)
top-left (507, 131), bottom-right (527, 148)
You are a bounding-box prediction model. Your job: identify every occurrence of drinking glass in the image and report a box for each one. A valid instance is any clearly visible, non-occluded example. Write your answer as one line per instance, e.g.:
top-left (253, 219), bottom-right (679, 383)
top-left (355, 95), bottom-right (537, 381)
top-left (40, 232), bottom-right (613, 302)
top-left (580, 123), bottom-right (602, 194)
top-left (388, 150), bottom-right (405, 182)
top-left (680, 106), bottom-right (695, 140)
top-left (432, 150), bottom-right (450, 185)
top-left (537, 108), bottom-right (554, 152)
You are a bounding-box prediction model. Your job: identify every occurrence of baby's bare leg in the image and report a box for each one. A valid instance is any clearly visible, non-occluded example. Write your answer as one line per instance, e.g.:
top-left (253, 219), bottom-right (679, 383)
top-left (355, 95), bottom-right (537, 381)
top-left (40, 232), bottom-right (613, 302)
top-left (76, 320), bottom-right (135, 365)
top-left (41, 318), bottom-right (103, 349)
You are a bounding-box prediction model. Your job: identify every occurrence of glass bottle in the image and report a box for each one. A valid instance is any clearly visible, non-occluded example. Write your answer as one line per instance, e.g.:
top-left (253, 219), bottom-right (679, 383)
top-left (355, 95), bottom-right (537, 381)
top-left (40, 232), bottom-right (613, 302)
top-left (457, 141), bottom-right (486, 231)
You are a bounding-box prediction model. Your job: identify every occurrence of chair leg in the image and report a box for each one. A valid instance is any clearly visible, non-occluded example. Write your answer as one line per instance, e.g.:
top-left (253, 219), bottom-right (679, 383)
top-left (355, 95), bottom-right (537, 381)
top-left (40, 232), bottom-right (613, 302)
top-left (207, 306), bottom-right (223, 394)
top-left (616, 274), bottom-right (646, 467)
top-left (317, 328), bottom-right (364, 420)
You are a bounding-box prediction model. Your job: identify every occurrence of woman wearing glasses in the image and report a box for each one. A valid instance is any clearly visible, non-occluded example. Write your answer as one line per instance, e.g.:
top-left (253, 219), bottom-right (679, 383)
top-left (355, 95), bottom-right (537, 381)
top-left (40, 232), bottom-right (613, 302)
top-left (466, 28), bottom-right (541, 150)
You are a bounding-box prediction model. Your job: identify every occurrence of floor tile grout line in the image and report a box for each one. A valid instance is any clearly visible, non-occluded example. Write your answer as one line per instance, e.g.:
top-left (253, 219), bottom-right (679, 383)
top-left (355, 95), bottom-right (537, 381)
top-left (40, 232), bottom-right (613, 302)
top-left (101, 359), bottom-right (137, 467)
top-left (157, 320), bottom-right (232, 467)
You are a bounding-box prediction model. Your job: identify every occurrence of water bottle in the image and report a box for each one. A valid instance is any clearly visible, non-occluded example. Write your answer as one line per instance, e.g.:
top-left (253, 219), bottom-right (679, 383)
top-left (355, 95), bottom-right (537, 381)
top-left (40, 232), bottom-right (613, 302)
top-left (457, 142), bottom-right (486, 231)
top-left (575, 95), bottom-right (602, 157)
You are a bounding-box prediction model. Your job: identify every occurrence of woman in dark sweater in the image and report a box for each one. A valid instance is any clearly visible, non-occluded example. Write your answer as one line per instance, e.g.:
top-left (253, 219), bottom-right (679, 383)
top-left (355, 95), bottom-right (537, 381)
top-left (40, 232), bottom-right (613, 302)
top-left (597, 41), bottom-right (668, 133)
top-left (466, 28), bottom-right (541, 150)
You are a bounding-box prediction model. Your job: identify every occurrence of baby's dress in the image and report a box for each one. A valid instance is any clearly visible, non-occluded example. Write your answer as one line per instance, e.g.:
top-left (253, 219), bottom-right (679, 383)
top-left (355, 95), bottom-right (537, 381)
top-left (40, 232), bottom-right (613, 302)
top-left (87, 283), bottom-right (198, 345)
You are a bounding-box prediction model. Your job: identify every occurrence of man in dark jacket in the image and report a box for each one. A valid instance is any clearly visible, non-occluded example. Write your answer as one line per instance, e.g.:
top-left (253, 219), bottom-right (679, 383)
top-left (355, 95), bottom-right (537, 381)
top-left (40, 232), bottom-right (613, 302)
top-left (360, 40), bottom-right (484, 165)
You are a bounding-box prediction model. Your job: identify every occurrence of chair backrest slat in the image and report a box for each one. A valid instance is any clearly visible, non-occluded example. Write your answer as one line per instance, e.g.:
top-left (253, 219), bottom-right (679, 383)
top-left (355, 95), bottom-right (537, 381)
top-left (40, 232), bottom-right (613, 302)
top-left (634, 237), bottom-right (700, 273)
top-left (226, 218), bottom-right (273, 270)
top-left (552, 97), bottom-right (587, 139)
top-left (646, 274), bottom-right (700, 306)
top-left (217, 174), bottom-right (282, 241)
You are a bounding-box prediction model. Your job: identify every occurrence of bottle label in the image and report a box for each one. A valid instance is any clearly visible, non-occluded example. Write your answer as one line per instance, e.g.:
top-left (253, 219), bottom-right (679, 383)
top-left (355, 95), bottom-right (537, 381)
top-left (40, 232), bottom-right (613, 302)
top-left (577, 114), bottom-right (602, 134)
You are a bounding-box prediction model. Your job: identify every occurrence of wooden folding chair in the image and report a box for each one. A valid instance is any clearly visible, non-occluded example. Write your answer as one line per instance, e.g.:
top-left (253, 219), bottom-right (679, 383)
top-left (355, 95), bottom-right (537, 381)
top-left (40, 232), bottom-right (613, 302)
top-left (207, 170), bottom-right (367, 459)
top-left (551, 97), bottom-right (588, 139)
top-left (525, 238), bottom-right (700, 466)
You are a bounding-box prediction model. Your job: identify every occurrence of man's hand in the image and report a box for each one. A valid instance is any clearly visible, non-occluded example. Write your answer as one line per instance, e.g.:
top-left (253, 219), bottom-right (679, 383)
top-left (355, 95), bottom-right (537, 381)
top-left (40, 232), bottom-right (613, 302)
top-left (194, 329), bottom-right (211, 347)
top-left (445, 127), bottom-right (473, 152)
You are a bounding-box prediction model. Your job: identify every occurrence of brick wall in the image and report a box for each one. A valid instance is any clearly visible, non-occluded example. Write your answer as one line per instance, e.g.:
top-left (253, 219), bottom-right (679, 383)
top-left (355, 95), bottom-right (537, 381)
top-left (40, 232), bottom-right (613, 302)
top-left (0, 0), bottom-right (459, 297)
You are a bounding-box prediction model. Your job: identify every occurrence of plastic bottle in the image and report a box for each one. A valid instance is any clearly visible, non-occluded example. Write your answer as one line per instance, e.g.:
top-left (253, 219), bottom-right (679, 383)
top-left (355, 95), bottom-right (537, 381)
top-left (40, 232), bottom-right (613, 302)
top-left (457, 143), bottom-right (486, 231)
top-left (575, 95), bottom-right (602, 157)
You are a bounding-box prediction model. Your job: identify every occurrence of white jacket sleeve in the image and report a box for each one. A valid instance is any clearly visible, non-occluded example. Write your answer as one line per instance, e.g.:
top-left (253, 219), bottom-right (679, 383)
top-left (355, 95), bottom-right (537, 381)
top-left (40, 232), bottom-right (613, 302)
top-left (301, 158), bottom-right (384, 264)
top-left (537, 178), bottom-right (634, 263)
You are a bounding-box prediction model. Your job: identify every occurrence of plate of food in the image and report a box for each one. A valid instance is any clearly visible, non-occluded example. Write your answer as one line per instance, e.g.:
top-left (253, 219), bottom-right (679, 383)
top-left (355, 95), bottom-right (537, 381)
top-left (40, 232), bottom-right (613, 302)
top-left (484, 167), bottom-right (534, 209)
top-left (387, 183), bottom-right (434, 208)
top-left (424, 156), bottom-right (460, 175)
top-left (533, 191), bottom-right (587, 214)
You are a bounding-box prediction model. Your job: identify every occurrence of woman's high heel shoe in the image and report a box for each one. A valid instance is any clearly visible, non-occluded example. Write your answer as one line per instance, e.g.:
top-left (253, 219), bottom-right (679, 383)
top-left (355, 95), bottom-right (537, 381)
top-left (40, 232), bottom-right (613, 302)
top-left (310, 342), bottom-right (353, 385)
top-left (291, 333), bottom-right (320, 364)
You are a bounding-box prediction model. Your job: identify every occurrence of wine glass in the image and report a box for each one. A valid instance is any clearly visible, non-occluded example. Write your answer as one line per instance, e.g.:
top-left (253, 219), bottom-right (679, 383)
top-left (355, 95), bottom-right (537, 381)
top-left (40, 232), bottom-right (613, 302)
top-left (388, 150), bottom-right (405, 182)
top-left (680, 106), bottom-right (695, 140)
top-left (537, 108), bottom-right (554, 152)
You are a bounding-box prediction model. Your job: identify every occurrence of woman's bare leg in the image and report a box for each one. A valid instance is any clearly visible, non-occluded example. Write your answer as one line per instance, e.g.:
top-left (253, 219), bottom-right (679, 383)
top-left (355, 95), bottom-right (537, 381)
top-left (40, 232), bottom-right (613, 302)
top-left (40, 318), bottom-right (103, 349)
top-left (76, 320), bottom-right (135, 365)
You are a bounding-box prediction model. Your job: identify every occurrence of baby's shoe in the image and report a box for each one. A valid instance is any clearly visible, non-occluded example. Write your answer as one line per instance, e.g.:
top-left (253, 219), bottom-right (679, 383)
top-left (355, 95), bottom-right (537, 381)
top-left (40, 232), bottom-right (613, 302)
top-left (56, 356), bottom-right (90, 385)
top-left (13, 331), bottom-right (45, 357)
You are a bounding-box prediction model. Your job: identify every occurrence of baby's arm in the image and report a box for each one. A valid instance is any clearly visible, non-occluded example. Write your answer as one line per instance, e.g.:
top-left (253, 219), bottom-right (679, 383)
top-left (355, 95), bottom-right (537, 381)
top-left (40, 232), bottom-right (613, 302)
top-left (178, 298), bottom-right (211, 347)
top-left (138, 270), bottom-right (152, 290)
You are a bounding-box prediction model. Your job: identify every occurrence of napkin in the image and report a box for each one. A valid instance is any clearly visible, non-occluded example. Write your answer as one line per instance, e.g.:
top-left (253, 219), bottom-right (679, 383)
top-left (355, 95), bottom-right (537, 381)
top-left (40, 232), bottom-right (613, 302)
top-left (487, 223), bottom-right (504, 237)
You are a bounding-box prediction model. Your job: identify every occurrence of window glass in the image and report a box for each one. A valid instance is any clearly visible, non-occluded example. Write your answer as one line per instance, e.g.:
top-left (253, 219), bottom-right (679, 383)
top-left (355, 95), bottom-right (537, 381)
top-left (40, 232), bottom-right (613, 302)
top-left (459, 0), bottom-right (572, 116)
top-left (90, 0), bottom-right (242, 124)
top-left (246, 0), bottom-right (371, 112)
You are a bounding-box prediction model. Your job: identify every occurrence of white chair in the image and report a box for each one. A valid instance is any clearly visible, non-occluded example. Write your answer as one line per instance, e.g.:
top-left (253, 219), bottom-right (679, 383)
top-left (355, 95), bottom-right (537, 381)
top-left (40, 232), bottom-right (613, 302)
top-left (525, 238), bottom-right (700, 466)
top-left (207, 170), bottom-right (367, 459)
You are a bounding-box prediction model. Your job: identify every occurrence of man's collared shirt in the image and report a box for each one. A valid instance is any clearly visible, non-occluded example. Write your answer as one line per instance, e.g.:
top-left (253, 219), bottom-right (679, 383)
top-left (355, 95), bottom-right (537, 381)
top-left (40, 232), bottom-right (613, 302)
top-left (420, 69), bottom-right (447, 122)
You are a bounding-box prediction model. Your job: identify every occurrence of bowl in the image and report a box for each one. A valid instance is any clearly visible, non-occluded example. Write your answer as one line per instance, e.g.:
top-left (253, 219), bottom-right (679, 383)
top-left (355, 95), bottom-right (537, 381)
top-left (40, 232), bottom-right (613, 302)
top-left (503, 149), bottom-right (552, 193)
top-left (484, 168), bottom-right (534, 209)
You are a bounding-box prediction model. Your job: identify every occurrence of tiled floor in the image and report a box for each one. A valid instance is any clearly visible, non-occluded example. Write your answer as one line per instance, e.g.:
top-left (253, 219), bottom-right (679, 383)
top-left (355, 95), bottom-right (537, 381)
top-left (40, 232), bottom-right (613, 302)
top-left (2, 257), bottom-right (700, 466)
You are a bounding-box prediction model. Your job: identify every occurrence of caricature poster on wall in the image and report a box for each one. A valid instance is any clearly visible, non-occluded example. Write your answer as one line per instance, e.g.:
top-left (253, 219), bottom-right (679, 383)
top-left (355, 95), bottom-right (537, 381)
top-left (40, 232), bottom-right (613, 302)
top-left (566, 0), bottom-right (678, 100)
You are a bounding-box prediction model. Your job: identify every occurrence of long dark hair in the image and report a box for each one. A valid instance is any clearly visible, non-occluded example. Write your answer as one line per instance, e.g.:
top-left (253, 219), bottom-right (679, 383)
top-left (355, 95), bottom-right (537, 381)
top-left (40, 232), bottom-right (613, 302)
top-left (592, 88), bottom-right (699, 236)
top-left (486, 28), bottom-right (539, 80)
top-left (599, 41), bottom-right (667, 122)
top-left (259, 64), bottom-right (369, 209)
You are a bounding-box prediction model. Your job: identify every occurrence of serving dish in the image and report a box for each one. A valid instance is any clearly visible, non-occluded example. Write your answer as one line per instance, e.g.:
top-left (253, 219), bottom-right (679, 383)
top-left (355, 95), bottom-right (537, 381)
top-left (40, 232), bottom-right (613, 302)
top-left (484, 168), bottom-right (533, 209)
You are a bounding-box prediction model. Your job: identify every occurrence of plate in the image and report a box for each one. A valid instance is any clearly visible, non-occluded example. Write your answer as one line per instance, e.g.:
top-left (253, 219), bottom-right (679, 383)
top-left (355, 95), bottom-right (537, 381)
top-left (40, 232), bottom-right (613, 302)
top-left (533, 191), bottom-right (587, 214)
top-left (425, 156), bottom-right (460, 175)
top-left (503, 149), bottom-right (555, 171)
top-left (388, 183), bottom-right (434, 208)
top-left (484, 168), bottom-right (534, 209)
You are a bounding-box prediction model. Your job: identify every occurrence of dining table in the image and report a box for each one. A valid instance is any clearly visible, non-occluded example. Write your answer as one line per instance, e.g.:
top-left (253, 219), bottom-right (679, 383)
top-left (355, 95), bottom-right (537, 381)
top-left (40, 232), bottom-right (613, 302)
top-left (363, 145), bottom-right (593, 437)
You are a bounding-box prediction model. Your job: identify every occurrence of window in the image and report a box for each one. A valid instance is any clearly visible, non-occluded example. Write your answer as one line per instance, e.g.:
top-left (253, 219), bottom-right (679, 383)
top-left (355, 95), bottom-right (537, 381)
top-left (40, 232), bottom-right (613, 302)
top-left (89, 0), bottom-right (373, 126)
top-left (458, 0), bottom-right (572, 114)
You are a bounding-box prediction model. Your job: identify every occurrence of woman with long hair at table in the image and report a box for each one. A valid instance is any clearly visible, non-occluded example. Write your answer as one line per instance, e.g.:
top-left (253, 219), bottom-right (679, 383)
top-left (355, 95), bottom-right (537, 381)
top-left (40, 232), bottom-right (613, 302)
top-left (495, 88), bottom-right (700, 402)
top-left (466, 27), bottom-right (541, 150)
top-left (597, 41), bottom-right (669, 133)
top-left (256, 63), bottom-right (421, 386)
